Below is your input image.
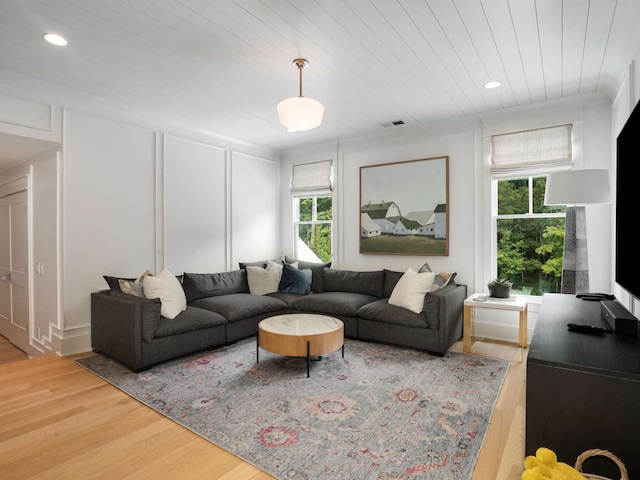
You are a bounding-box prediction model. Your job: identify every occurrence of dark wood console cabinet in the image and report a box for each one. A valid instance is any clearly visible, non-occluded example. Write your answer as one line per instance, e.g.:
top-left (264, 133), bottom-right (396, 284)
top-left (526, 293), bottom-right (640, 478)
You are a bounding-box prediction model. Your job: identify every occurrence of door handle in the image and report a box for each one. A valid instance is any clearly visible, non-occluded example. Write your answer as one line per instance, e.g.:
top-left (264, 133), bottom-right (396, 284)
top-left (1, 273), bottom-right (12, 281)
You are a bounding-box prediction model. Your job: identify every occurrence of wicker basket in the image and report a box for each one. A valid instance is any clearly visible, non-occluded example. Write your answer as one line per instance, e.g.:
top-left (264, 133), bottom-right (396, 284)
top-left (574, 449), bottom-right (628, 480)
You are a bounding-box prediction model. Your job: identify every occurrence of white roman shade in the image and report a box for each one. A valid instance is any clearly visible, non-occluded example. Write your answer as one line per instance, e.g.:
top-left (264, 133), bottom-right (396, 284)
top-left (290, 160), bottom-right (332, 193)
top-left (491, 124), bottom-right (572, 172)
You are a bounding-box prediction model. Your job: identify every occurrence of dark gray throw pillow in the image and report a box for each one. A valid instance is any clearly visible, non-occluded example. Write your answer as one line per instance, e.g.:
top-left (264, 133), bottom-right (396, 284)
top-left (278, 262), bottom-right (312, 294)
top-left (284, 256), bottom-right (331, 293)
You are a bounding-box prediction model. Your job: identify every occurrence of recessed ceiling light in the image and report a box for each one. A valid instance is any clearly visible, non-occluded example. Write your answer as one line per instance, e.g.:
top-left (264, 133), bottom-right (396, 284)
top-left (43, 33), bottom-right (67, 46)
top-left (484, 80), bottom-right (501, 89)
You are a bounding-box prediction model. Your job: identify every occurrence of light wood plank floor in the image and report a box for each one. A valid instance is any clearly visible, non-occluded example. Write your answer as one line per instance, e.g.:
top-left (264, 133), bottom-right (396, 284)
top-left (0, 335), bottom-right (28, 365)
top-left (0, 339), bottom-right (526, 479)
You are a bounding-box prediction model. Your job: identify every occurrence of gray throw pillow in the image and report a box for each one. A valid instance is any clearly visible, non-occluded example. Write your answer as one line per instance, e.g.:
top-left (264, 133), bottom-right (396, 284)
top-left (278, 262), bottom-right (312, 294)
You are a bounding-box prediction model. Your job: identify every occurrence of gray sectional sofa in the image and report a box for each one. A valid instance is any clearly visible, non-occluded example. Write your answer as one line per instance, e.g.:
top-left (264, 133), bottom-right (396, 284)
top-left (91, 260), bottom-right (467, 372)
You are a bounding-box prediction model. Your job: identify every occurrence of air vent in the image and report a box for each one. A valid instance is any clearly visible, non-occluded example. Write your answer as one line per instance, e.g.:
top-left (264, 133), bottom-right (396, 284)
top-left (381, 120), bottom-right (405, 128)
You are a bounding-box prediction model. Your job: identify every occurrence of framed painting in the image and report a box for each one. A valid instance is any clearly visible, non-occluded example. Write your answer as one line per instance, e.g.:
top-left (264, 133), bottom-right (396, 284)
top-left (360, 156), bottom-right (449, 255)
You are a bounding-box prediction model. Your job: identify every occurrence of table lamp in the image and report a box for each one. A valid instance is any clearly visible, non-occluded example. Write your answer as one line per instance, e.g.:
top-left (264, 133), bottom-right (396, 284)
top-left (544, 169), bottom-right (611, 294)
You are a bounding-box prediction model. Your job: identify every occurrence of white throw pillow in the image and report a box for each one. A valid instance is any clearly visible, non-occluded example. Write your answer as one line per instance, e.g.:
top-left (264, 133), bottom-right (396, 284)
top-left (142, 269), bottom-right (187, 319)
top-left (389, 268), bottom-right (436, 314)
top-left (246, 260), bottom-right (283, 295)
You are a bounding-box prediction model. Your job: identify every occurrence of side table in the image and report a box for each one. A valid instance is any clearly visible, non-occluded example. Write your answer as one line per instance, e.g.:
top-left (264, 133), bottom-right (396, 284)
top-left (463, 293), bottom-right (528, 362)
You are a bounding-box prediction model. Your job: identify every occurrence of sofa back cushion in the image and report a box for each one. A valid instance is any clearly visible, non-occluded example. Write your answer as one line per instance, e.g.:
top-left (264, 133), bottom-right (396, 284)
top-left (323, 268), bottom-right (384, 298)
top-left (182, 270), bottom-right (248, 303)
top-left (285, 256), bottom-right (331, 293)
top-left (383, 269), bottom-right (405, 298)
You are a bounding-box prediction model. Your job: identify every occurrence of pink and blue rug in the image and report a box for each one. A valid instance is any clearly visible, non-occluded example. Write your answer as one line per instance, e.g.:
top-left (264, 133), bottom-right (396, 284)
top-left (77, 338), bottom-right (508, 479)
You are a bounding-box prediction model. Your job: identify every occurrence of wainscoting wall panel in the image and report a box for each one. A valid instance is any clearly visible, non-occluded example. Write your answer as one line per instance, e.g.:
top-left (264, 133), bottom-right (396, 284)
top-left (163, 135), bottom-right (227, 274)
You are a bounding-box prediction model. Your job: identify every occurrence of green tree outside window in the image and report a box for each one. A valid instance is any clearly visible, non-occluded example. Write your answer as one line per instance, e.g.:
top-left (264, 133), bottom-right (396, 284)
top-left (496, 176), bottom-right (566, 295)
top-left (296, 196), bottom-right (332, 263)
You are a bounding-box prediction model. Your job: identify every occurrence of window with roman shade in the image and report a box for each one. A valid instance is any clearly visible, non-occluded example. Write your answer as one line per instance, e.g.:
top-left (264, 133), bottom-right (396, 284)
top-left (490, 124), bottom-right (572, 172)
top-left (290, 159), bottom-right (332, 193)
top-left (490, 124), bottom-right (574, 297)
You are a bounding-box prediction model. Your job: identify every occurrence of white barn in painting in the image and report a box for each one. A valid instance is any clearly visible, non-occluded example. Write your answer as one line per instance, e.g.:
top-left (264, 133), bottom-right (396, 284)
top-left (433, 204), bottom-right (447, 239)
top-left (361, 213), bottom-right (381, 238)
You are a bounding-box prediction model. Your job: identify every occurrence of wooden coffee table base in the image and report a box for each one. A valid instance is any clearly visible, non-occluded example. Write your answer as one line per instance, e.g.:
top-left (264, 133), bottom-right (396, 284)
top-left (257, 314), bottom-right (345, 377)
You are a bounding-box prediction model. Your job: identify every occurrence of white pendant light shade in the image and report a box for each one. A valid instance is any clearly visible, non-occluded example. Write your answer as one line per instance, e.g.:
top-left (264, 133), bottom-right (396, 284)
top-left (277, 58), bottom-right (324, 132)
top-left (277, 96), bottom-right (324, 132)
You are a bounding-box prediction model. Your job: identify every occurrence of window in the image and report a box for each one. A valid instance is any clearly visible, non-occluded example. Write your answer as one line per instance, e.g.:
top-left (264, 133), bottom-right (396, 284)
top-left (491, 125), bottom-right (572, 296)
top-left (291, 160), bottom-right (333, 263)
top-left (295, 195), bottom-right (332, 262)
top-left (495, 176), bottom-right (566, 295)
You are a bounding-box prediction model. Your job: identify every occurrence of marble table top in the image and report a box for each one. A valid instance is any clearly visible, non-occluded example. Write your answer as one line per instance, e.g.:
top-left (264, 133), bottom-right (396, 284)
top-left (259, 314), bottom-right (343, 336)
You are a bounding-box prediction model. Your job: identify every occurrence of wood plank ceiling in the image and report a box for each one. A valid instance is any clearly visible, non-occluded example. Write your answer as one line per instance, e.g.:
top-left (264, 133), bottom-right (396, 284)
top-left (0, 0), bottom-right (639, 154)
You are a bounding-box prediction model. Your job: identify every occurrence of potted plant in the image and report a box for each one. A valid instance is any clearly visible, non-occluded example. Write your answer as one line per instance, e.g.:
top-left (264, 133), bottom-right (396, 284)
top-left (488, 278), bottom-right (512, 298)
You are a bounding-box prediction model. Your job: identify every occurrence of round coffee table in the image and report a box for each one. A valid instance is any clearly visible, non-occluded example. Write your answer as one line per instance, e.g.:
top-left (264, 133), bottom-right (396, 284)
top-left (257, 314), bottom-right (344, 377)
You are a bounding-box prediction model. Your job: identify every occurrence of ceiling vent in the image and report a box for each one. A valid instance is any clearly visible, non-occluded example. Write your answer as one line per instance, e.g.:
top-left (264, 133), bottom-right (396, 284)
top-left (381, 120), bottom-right (405, 128)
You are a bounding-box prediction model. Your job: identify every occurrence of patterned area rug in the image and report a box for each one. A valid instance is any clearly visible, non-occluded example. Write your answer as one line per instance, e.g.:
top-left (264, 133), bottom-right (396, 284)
top-left (76, 338), bottom-right (508, 479)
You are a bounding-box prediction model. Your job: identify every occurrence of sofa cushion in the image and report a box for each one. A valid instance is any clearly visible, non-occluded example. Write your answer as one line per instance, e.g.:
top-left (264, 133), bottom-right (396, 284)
top-left (154, 306), bottom-right (228, 338)
top-left (388, 268), bottom-right (436, 314)
top-left (191, 293), bottom-right (287, 322)
top-left (246, 260), bottom-right (283, 295)
top-left (383, 269), bottom-right (404, 298)
top-left (182, 270), bottom-right (248, 303)
top-left (357, 298), bottom-right (431, 329)
top-left (267, 292), bottom-right (305, 307)
top-left (278, 262), bottom-right (312, 294)
top-left (291, 291), bottom-right (379, 317)
top-left (323, 268), bottom-right (384, 298)
top-left (142, 269), bottom-right (187, 319)
top-left (285, 256), bottom-right (331, 293)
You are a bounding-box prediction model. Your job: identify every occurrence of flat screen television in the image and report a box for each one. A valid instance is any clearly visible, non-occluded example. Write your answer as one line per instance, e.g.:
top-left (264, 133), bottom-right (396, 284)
top-left (615, 98), bottom-right (640, 300)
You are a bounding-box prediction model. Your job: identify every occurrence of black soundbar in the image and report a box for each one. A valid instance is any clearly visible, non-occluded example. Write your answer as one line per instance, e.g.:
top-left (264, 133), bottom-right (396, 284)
top-left (601, 300), bottom-right (638, 336)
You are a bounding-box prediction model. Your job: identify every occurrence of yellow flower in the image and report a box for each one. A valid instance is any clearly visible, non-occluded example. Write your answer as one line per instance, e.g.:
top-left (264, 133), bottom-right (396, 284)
top-left (522, 447), bottom-right (586, 480)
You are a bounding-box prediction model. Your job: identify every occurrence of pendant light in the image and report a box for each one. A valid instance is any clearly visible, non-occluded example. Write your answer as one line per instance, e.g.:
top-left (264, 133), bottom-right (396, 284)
top-left (277, 58), bottom-right (324, 132)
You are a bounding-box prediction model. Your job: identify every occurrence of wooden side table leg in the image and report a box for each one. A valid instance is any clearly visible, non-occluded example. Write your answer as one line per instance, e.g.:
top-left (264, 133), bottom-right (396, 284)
top-left (521, 305), bottom-right (528, 347)
top-left (463, 305), bottom-right (473, 353)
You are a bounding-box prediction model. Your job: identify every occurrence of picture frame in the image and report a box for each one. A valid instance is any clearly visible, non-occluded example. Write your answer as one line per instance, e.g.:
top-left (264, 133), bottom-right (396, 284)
top-left (360, 156), bottom-right (449, 256)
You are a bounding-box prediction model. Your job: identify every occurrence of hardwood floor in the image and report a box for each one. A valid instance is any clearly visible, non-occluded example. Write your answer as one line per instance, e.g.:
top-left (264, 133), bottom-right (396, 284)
top-left (0, 335), bottom-right (28, 365)
top-left (0, 340), bottom-right (526, 479)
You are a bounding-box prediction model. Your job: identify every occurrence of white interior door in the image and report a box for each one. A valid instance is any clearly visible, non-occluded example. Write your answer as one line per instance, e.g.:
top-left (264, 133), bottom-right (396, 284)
top-left (0, 190), bottom-right (29, 353)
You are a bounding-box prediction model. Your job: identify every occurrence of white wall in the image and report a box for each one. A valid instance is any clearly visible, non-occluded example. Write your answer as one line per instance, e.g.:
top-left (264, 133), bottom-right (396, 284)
top-left (163, 135), bottom-right (227, 274)
top-left (0, 85), bottom-right (282, 355)
top-left (338, 123), bottom-right (477, 282)
top-left (60, 110), bottom-right (281, 354)
top-left (0, 149), bottom-right (61, 357)
top-left (281, 95), bottom-right (614, 344)
top-left (231, 151), bottom-right (281, 268)
top-left (31, 149), bottom-right (61, 355)
top-left (63, 111), bottom-right (157, 353)
top-left (479, 94), bottom-right (613, 295)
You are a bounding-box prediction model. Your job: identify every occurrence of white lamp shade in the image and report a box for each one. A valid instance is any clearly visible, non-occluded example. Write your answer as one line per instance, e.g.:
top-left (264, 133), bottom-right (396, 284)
top-left (277, 96), bottom-right (324, 132)
top-left (544, 169), bottom-right (611, 205)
